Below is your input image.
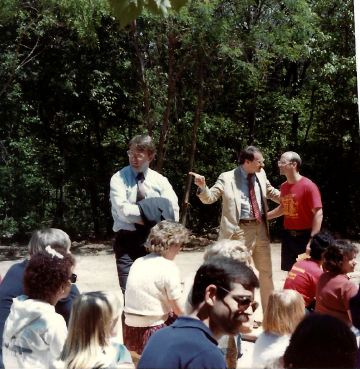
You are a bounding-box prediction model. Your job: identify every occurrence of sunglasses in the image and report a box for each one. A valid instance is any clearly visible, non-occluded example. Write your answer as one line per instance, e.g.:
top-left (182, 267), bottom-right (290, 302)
top-left (68, 273), bottom-right (77, 284)
top-left (217, 286), bottom-right (259, 312)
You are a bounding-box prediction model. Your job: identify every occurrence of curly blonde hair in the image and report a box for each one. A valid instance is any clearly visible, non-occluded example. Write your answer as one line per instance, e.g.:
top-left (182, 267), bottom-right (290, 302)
top-left (203, 239), bottom-right (251, 266)
top-left (145, 220), bottom-right (189, 255)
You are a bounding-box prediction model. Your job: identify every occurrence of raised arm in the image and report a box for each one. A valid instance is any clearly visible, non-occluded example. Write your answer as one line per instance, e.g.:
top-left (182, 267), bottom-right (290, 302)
top-left (191, 172), bottom-right (225, 205)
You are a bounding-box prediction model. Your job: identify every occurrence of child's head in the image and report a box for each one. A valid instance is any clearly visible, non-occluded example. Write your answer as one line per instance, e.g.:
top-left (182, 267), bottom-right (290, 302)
top-left (262, 290), bottom-right (305, 335)
top-left (203, 239), bottom-right (251, 266)
top-left (145, 220), bottom-right (189, 256)
top-left (62, 291), bottom-right (123, 369)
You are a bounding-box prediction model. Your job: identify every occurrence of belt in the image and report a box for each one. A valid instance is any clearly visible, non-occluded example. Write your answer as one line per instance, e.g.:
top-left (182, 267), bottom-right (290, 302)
top-left (285, 228), bottom-right (311, 237)
top-left (116, 229), bottom-right (137, 235)
top-left (240, 218), bottom-right (259, 224)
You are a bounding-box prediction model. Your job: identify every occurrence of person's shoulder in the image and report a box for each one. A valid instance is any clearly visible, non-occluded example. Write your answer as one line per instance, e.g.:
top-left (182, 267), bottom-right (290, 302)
top-left (219, 168), bottom-right (236, 179)
top-left (146, 168), bottom-right (171, 183)
top-left (300, 176), bottom-right (318, 187)
top-left (111, 166), bottom-right (130, 182)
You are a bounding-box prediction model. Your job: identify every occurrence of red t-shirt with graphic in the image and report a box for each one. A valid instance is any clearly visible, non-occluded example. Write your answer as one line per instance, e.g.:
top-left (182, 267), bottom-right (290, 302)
top-left (280, 177), bottom-right (322, 230)
top-left (283, 258), bottom-right (323, 307)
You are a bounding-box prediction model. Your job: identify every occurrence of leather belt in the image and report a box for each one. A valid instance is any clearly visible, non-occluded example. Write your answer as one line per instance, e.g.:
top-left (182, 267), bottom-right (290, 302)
top-left (240, 218), bottom-right (259, 224)
top-left (285, 228), bottom-right (311, 237)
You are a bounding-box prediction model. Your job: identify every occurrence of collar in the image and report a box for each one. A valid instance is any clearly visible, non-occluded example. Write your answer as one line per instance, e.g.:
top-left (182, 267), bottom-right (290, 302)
top-left (240, 165), bottom-right (254, 181)
top-left (171, 316), bottom-right (218, 345)
top-left (130, 167), bottom-right (149, 180)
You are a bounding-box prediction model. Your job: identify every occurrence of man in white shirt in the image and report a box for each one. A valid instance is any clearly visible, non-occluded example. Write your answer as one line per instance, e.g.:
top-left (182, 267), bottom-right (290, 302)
top-left (110, 135), bottom-right (179, 291)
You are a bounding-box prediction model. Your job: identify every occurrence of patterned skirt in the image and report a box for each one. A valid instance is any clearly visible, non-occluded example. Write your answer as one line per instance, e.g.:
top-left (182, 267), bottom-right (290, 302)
top-left (124, 311), bottom-right (177, 355)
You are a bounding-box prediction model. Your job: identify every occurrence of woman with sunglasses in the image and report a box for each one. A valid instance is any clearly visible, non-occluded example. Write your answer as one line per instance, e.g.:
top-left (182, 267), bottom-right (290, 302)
top-left (2, 246), bottom-right (76, 369)
top-left (251, 290), bottom-right (304, 368)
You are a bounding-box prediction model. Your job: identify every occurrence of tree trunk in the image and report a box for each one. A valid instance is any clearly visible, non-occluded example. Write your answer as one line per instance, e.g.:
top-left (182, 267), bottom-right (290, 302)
top-left (180, 61), bottom-right (204, 226)
top-left (130, 21), bottom-right (153, 136)
top-left (156, 30), bottom-right (175, 173)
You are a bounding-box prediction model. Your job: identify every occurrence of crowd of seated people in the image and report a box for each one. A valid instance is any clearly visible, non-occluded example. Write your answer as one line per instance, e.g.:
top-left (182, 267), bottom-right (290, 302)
top-left (0, 225), bottom-right (359, 369)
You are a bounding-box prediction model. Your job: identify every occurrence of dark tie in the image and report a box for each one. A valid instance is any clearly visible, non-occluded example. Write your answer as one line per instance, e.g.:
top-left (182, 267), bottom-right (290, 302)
top-left (248, 173), bottom-right (262, 222)
top-left (136, 173), bottom-right (146, 203)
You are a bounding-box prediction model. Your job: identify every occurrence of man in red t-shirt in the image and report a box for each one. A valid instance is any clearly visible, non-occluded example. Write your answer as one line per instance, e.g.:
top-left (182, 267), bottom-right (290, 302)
top-left (268, 152), bottom-right (323, 271)
top-left (283, 231), bottom-right (334, 310)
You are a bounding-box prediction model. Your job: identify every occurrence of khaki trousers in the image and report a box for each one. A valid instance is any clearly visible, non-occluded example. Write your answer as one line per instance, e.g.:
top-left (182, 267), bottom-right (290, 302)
top-left (231, 221), bottom-right (274, 312)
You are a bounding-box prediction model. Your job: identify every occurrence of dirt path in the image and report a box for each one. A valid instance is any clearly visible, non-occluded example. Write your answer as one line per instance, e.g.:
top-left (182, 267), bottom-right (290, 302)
top-left (1, 242), bottom-right (359, 321)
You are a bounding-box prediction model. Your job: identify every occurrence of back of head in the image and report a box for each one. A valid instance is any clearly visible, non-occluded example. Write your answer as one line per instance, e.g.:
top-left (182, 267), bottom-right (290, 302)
top-left (145, 220), bottom-right (189, 255)
top-left (191, 256), bottom-right (259, 307)
top-left (62, 291), bottom-right (116, 369)
top-left (283, 314), bottom-right (357, 368)
top-left (28, 228), bottom-right (71, 255)
top-left (23, 247), bottom-right (75, 301)
top-left (239, 146), bottom-right (261, 165)
top-left (203, 240), bottom-right (251, 266)
top-left (323, 239), bottom-right (358, 273)
top-left (129, 135), bottom-right (156, 155)
top-left (262, 290), bottom-right (304, 335)
top-left (309, 231), bottom-right (334, 260)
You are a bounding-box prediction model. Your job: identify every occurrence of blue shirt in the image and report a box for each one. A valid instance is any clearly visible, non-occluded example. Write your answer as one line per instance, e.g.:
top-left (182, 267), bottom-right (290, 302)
top-left (239, 166), bottom-right (264, 218)
top-left (138, 316), bottom-right (226, 369)
top-left (110, 166), bottom-right (179, 232)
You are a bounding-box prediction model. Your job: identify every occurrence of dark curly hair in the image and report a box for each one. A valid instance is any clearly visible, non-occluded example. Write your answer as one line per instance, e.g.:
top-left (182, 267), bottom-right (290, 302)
top-left (309, 231), bottom-right (334, 261)
top-left (323, 240), bottom-right (358, 273)
top-left (23, 247), bottom-right (75, 301)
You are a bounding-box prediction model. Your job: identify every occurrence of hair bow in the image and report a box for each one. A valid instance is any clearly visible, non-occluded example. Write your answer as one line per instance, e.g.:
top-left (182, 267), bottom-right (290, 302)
top-left (45, 245), bottom-right (64, 259)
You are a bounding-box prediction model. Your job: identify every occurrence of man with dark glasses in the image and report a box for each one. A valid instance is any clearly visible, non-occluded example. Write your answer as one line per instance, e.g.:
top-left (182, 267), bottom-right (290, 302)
top-left (138, 257), bottom-right (259, 369)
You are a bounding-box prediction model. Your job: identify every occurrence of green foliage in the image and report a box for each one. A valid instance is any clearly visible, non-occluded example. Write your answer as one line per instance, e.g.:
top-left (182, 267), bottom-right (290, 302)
top-left (109, 0), bottom-right (188, 28)
top-left (0, 0), bottom-right (358, 240)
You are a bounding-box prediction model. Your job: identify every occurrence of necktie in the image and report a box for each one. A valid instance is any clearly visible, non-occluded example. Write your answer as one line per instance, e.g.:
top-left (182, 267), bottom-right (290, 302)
top-left (248, 173), bottom-right (262, 222)
top-left (136, 173), bottom-right (146, 203)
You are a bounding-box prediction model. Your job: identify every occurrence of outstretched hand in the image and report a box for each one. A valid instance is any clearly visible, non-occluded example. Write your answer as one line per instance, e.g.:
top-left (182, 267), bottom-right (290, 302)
top-left (189, 172), bottom-right (206, 190)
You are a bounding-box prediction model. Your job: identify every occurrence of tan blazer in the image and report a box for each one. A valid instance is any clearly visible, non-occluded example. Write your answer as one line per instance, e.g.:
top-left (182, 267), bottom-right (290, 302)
top-left (197, 167), bottom-right (280, 240)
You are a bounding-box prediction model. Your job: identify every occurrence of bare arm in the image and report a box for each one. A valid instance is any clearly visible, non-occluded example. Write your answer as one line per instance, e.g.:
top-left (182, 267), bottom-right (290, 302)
top-left (311, 208), bottom-right (323, 236)
top-left (267, 205), bottom-right (284, 220)
top-left (169, 298), bottom-right (184, 316)
top-left (305, 207), bottom-right (323, 253)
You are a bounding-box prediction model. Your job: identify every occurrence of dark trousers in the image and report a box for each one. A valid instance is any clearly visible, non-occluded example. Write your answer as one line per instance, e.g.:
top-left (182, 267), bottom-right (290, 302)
top-left (113, 228), bottom-right (148, 292)
top-left (281, 229), bottom-right (311, 271)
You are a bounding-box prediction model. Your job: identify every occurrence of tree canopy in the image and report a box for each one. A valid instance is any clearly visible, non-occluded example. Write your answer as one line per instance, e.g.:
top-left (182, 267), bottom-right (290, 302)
top-left (0, 0), bottom-right (359, 240)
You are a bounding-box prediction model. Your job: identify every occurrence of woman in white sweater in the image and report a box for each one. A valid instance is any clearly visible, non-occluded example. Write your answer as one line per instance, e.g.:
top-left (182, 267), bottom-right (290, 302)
top-left (124, 220), bottom-right (189, 355)
top-left (251, 290), bottom-right (305, 368)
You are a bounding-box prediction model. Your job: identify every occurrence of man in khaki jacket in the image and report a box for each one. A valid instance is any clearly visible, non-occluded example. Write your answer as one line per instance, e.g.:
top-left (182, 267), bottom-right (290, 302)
top-left (191, 146), bottom-right (280, 311)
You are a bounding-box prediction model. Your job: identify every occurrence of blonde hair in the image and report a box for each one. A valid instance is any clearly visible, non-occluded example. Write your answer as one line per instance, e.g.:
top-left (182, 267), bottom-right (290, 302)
top-left (60, 291), bottom-right (123, 369)
top-left (145, 220), bottom-right (189, 255)
top-left (203, 240), bottom-right (251, 266)
top-left (263, 290), bottom-right (304, 335)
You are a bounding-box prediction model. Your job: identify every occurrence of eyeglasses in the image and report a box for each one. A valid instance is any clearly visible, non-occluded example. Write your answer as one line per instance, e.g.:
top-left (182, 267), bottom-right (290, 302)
top-left (277, 161), bottom-right (293, 166)
top-left (127, 150), bottom-right (146, 160)
top-left (217, 286), bottom-right (259, 312)
top-left (254, 160), bottom-right (264, 165)
top-left (68, 273), bottom-right (77, 283)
